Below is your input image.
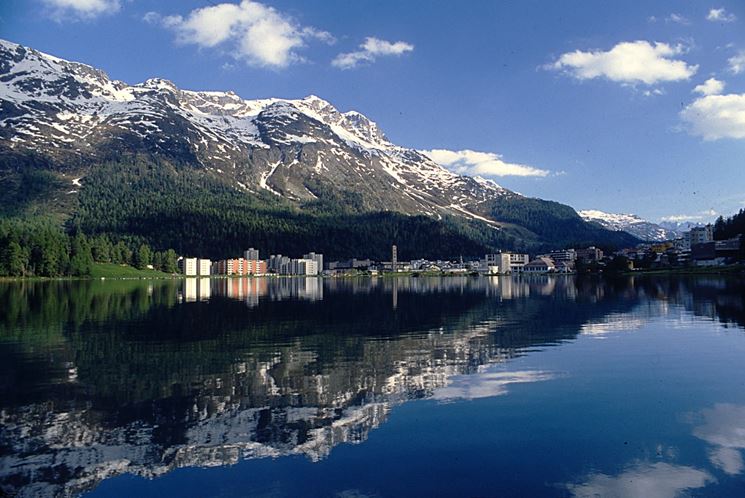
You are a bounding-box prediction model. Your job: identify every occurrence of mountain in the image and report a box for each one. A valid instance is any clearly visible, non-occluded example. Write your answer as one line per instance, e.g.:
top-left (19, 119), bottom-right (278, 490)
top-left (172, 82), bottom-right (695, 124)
top-left (579, 210), bottom-right (678, 242)
top-left (659, 220), bottom-right (704, 234)
top-left (0, 39), bottom-right (637, 258)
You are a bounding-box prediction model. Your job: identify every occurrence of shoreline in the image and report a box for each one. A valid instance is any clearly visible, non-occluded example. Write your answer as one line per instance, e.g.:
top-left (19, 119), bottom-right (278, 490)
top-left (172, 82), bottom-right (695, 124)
top-left (2, 264), bottom-right (744, 282)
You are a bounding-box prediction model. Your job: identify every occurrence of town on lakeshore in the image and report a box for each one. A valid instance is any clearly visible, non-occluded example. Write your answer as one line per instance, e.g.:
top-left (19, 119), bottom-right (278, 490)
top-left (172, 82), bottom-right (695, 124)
top-left (177, 224), bottom-right (744, 278)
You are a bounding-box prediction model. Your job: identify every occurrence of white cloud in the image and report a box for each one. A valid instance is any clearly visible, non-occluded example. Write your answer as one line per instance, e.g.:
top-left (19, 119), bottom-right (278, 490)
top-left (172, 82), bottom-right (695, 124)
top-left (433, 370), bottom-right (555, 401)
top-left (142, 11), bottom-right (160, 24)
top-left (707, 8), bottom-right (737, 23)
top-left (565, 462), bottom-right (714, 498)
top-left (680, 92), bottom-right (745, 140)
top-left (648, 13), bottom-right (691, 25)
top-left (43, 0), bottom-right (120, 20)
top-left (692, 404), bottom-right (745, 475)
top-left (421, 149), bottom-right (550, 177)
top-left (693, 78), bottom-right (725, 96)
top-left (332, 37), bottom-right (414, 69)
top-left (147, 1), bottom-right (334, 68)
top-left (549, 40), bottom-right (698, 85)
top-left (661, 210), bottom-right (718, 222)
top-left (661, 215), bottom-right (701, 222)
top-left (668, 13), bottom-right (691, 25)
top-left (729, 52), bottom-right (745, 74)
top-left (709, 447), bottom-right (745, 475)
top-left (643, 88), bottom-right (665, 97)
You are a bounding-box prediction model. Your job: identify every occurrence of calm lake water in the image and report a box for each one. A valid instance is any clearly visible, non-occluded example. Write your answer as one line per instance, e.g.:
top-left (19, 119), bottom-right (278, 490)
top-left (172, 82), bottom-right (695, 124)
top-left (2, 275), bottom-right (745, 497)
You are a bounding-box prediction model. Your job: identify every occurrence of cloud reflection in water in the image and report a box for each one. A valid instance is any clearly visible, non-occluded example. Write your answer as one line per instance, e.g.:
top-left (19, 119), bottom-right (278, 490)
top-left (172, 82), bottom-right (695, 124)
top-left (565, 462), bottom-right (714, 498)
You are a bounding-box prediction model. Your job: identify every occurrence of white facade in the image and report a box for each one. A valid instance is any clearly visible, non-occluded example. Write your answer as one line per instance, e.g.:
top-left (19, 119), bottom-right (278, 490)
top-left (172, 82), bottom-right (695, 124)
top-left (197, 258), bottom-right (211, 276)
top-left (483, 253), bottom-right (513, 274)
top-left (302, 252), bottom-right (324, 272)
top-left (292, 258), bottom-right (318, 276)
top-left (180, 257), bottom-right (198, 276)
top-left (689, 225), bottom-right (713, 245)
top-left (508, 253), bottom-right (529, 272)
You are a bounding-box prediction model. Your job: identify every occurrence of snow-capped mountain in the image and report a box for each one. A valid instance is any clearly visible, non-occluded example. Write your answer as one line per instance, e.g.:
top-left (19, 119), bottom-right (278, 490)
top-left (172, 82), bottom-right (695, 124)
top-left (0, 38), bottom-right (637, 252)
top-left (0, 38), bottom-right (513, 222)
top-left (659, 220), bottom-right (705, 234)
top-left (579, 210), bottom-right (678, 242)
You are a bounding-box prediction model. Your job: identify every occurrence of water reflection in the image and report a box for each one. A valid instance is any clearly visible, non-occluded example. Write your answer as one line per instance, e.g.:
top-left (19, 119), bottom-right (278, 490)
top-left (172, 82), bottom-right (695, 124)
top-left (432, 367), bottom-right (556, 401)
top-left (0, 276), bottom-right (744, 497)
top-left (692, 403), bottom-right (745, 476)
top-left (565, 462), bottom-right (714, 498)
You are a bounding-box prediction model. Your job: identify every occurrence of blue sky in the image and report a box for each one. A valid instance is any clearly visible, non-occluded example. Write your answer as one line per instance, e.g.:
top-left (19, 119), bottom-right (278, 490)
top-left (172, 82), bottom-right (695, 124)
top-left (2, 0), bottom-right (745, 223)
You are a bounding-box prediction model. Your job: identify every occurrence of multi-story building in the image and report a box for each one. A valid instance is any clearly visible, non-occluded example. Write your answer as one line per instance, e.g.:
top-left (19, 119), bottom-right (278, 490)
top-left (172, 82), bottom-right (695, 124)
top-left (328, 258), bottom-right (373, 270)
top-left (214, 259), bottom-right (234, 275)
top-left (269, 254), bottom-right (291, 273)
top-left (483, 253), bottom-right (512, 274)
top-left (576, 247), bottom-right (604, 263)
top-left (245, 259), bottom-right (267, 275)
top-left (179, 257), bottom-right (198, 276)
top-left (197, 258), bottom-right (211, 276)
top-left (214, 258), bottom-right (267, 275)
top-left (291, 258), bottom-right (318, 276)
top-left (549, 249), bottom-right (577, 264)
top-left (690, 225), bottom-right (713, 245)
top-left (244, 248), bottom-right (260, 261)
top-left (302, 252), bottom-right (324, 272)
top-left (507, 253), bottom-right (530, 272)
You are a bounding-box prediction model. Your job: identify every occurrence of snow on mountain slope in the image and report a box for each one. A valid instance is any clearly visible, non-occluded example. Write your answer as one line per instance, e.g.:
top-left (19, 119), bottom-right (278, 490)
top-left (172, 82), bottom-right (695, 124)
top-left (0, 38), bottom-right (515, 225)
top-left (579, 210), bottom-right (678, 241)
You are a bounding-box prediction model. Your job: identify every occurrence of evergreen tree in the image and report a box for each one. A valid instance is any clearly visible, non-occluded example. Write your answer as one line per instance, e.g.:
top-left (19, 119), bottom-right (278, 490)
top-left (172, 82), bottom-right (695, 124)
top-left (68, 232), bottom-right (93, 276)
top-left (135, 243), bottom-right (152, 270)
top-left (163, 249), bottom-right (178, 273)
top-left (91, 235), bottom-right (112, 263)
top-left (112, 241), bottom-right (132, 265)
top-left (152, 251), bottom-right (164, 271)
top-left (5, 241), bottom-right (27, 276)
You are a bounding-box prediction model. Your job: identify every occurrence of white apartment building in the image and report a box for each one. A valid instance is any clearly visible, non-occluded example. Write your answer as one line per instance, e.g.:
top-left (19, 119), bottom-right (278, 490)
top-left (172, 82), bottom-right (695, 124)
top-left (293, 258), bottom-right (318, 276)
top-left (197, 258), bottom-right (211, 276)
top-left (180, 257), bottom-right (198, 276)
top-left (303, 252), bottom-right (324, 272)
top-left (483, 253), bottom-right (512, 274)
top-left (508, 253), bottom-right (530, 272)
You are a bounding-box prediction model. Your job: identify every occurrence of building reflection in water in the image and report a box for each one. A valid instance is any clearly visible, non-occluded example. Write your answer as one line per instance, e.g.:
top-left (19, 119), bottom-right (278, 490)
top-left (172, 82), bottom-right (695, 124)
top-left (181, 277), bottom-right (212, 303)
top-left (186, 277), bottom-right (325, 307)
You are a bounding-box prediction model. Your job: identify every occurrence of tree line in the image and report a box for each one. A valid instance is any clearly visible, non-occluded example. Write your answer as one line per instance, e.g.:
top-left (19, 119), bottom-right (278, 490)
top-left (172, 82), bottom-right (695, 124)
top-left (714, 209), bottom-right (745, 240)
top-left (0, 218), bottom-right (178, 277)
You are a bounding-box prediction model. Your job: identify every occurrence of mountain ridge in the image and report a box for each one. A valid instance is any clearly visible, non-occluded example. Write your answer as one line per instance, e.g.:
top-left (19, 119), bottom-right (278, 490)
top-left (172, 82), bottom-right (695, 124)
top-left (0, 38), bottom-right (638, 258)
top-left (579, 209), bottom-right (679, 242)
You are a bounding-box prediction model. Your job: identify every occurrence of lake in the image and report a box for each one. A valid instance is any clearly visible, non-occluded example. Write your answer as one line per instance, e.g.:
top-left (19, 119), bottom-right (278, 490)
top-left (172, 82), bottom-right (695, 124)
top-left (1, 275), bottom-right (745, 497)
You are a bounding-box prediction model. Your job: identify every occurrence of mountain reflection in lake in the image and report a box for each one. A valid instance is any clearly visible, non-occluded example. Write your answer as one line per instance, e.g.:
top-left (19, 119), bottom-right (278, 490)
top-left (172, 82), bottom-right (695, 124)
top-left (1, 275), bottom-right (745, 497)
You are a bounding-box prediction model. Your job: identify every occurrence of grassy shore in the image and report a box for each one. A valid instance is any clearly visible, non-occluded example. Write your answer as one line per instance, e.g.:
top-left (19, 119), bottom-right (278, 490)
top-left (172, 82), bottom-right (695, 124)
top-left (89, 263), bottom-right (177, 279)
top-left (0, 263), bottom-right (178, 281)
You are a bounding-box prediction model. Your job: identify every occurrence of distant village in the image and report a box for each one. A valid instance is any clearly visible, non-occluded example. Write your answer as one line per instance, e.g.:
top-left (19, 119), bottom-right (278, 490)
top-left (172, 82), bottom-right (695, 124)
top-left (177, 224), bottom-right (743, 277)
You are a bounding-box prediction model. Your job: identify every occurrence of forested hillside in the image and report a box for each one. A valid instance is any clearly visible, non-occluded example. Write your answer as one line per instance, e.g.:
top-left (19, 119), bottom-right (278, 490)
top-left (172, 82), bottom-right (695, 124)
top-left (65, 159), bottom-right (636, 260)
